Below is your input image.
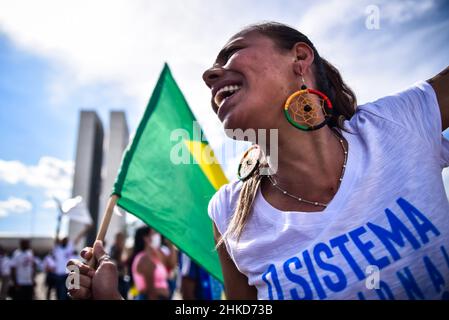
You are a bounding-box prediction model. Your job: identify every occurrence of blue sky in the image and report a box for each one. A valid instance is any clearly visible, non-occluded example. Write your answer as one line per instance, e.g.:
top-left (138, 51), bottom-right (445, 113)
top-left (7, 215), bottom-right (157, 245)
top-left (0, 34), bottom-right (74, 162)
top-left (0, 0), bottom-right (448, 237)
top-left (0, 34), bottom-right (69, 236)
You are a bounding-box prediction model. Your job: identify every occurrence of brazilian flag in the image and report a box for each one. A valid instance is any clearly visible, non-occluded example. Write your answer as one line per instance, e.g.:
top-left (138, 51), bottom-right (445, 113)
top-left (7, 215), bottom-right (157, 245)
top-left (113, 64), bottom-right (227, 283)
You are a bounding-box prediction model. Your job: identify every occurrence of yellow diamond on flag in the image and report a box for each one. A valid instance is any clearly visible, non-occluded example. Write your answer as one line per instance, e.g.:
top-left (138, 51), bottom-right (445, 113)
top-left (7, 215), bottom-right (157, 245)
top-left (184, 140), bottom-right (228, 191)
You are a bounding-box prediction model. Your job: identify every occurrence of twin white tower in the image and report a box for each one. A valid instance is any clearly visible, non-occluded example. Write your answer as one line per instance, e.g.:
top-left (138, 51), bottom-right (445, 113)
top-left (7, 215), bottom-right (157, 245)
top-left (69, 111), bottom-right (129, 250)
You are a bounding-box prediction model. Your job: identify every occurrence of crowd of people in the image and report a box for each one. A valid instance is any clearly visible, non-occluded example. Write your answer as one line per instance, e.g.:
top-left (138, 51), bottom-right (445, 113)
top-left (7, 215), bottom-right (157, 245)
top-left (0, 234), bottom-right (83, 300)
top-left (0, 225), bottom-right (223, 300)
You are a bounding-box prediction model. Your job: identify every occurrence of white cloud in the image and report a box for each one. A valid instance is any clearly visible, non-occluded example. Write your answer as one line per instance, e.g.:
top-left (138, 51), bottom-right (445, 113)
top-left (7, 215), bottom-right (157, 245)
top-left (0, 156), bottom-right (74, 201)
top-left (381, 0), bottom-right (434, 24)
top-left (299, 0), bottom-right (364, 38)
top-left (42, 199), bottom-right (57, 210)
top-left (294, 0), bottom-right (446, 104)
top-left (0, 0), bottom-right (259, 149)
top-left (0, 0), bottom-right (441, 108)
top-left (0, 0), bottom-right (446, 176)
top-left (299, 0), bottom-right (435, 37)
top-left (0, 197), bottom-right (32, 217)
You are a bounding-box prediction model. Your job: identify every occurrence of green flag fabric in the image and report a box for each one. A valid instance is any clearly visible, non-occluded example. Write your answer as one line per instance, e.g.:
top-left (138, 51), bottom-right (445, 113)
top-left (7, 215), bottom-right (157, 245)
top-left (113, 63), bottom-right (227, 283)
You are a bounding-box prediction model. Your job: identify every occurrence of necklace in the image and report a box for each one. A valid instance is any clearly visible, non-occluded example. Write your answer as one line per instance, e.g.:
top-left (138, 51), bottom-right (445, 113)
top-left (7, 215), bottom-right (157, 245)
top-left (267, 128), bottom-right (348, 208)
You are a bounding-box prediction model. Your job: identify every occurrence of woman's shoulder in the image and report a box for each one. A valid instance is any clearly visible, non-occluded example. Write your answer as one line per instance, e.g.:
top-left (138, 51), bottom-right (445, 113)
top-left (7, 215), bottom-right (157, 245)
top-left (348, 81), bottom-right (436, 129)
top-left (136, 252), bottom-right (154, 269)
top-left (208, 179), bottom-right (243, 214)
top-left (344, 81), bottom-right (443, 156)
top-left (207, 179), bottom-right (243, 231)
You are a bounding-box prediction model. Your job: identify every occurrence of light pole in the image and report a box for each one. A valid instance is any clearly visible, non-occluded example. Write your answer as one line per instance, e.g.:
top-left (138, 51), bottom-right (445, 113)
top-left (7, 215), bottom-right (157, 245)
top-left (53, 197), bottom-right (64, 242)
top-left (27, 196), bottom-right (35, 238)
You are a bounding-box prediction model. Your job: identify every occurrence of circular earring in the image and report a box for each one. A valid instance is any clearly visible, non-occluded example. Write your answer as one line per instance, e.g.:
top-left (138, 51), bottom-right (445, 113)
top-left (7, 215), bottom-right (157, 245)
top-left (237, 144), bottom-right (262, 181)
top-left (284, 76), bottom-right (333, 131)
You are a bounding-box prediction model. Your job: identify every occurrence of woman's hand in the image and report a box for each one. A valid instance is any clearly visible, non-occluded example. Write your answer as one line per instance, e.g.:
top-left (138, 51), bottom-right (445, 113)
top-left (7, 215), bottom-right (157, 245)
top-left (66, 240), bottom-right (123, 300)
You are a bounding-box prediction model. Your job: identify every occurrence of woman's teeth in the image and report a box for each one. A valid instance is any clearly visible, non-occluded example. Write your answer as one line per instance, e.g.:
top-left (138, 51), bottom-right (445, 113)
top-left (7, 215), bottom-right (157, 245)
top-left (214, 85), bottom-right (242, 107)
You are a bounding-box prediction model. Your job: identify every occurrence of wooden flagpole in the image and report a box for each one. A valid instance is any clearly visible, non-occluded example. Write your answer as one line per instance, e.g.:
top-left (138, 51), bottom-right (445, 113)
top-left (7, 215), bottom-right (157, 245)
top-left (88, 194), bottom-right (119, 268)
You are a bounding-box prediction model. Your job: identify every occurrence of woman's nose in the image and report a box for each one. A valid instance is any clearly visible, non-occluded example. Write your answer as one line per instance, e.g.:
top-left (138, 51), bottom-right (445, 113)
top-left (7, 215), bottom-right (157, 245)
top-left (202, 65), bottom-right (224, 88)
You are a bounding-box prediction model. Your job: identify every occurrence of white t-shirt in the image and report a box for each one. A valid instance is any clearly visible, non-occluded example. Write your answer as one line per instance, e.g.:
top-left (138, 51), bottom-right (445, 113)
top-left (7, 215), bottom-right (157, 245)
top-left (0, 255), bottom-right (12, 277)
top-left (53, 242), bottom-right (74, 275)
top-left (43, 254), bottom-right (56, 273)
top-left (10, 249), bottom-right (34, 286)
top-left (208, 81), bottom-right (449, 300)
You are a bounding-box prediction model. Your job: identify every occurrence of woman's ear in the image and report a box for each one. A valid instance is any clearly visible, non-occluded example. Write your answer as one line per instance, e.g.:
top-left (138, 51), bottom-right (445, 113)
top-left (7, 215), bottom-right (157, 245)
top-left (292, 42), bottom-right (314, 76)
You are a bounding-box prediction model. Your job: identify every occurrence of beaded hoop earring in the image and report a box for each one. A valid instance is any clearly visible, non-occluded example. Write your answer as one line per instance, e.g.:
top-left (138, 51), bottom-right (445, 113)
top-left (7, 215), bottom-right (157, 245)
top-left (284, 76), bottom-right (333, 131)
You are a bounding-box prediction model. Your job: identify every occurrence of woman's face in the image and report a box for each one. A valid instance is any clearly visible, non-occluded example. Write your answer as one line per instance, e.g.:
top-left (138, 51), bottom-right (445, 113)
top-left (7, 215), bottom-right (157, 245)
top-left (203, 31), bottom-right (298, 132)
top-left (143, 229), bottom-right (154, 248)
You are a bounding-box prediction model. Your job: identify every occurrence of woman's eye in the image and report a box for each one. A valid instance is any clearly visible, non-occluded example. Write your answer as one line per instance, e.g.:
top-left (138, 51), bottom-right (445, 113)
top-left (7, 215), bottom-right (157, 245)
top-left (225, 47), bottom-right (242, 61)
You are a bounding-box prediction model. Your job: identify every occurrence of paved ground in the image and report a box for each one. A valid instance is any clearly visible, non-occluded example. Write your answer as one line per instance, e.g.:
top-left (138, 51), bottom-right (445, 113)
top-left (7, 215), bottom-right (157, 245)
top-left (35, 272), bottom-right (54, 300)
top-left (2, 272), bottom-right (182, 300)
top-left (34, 272), bottom-right (182, 300)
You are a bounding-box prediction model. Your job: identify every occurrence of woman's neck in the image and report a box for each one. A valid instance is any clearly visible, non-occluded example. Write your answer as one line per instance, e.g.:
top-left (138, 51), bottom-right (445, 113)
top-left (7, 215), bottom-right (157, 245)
top-left (264, 124), bottom-right (346, 201)
top-left (144, 246), bottom-right (154, 255)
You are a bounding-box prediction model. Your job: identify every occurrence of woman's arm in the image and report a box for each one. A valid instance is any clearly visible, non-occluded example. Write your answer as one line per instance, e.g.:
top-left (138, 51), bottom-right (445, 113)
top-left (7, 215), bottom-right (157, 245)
top-left (137, 254), bottom-right (157, 300)
top-left (427, 66), bottom-right (449, 130)
top-left (213, 223), bottom-right (258, 300)
top-left (159, 241), bottom-right (177, 270)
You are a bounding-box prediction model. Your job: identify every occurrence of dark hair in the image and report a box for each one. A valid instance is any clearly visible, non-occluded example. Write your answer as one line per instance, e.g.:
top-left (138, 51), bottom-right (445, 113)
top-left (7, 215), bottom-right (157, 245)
top-left (20, 239), bottom-right (30, 251)
top-left (128, 226), bottom-right (152, 286)
top-left (132, 226), bottom-right (151, 256)
top-left (232, 21), bottom-right (357, 130)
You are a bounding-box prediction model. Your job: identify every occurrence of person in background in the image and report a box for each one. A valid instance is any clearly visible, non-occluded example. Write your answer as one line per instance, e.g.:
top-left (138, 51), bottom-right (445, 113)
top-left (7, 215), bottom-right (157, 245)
top-left (53, 228), bottom-right (87, 300)
top-left (110, 232), bottom-right (129, 299)
top-left (0, 246), bottom-right (12, 300)
top-left (160, 236), bottom-right (178, 299)
top-left (42, 252), bottom-right (56, 300)
top-left (10, 239), bottom-right (35, 300)
top-left (53, 237), bottom-right (73, 300)
top-left (179, 252), bottom-right (223, 300)
top-left (129, 226), bottom-right (169, 300)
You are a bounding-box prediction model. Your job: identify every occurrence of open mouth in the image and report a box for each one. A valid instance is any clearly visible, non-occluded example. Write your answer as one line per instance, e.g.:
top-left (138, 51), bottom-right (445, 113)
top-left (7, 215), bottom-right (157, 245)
top-left (214, 84), bottom-right (242, 108)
